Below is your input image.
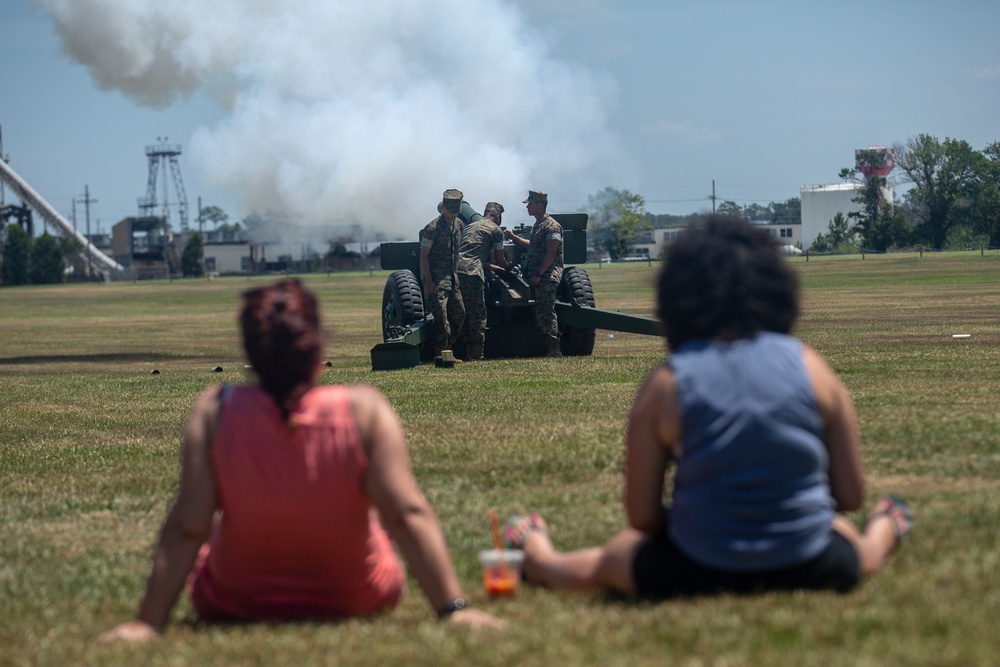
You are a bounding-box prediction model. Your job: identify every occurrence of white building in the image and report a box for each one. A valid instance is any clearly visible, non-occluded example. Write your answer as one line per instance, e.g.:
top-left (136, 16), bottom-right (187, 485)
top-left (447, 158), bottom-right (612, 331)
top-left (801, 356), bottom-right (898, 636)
top-left (753, 222), bottom-right (801, 248)
top-left (203, 241), bottom-right (256, 275)
top-left (630, 222), bottom-right (802, 259)
top-left (800, 182), bottom-right (892, 251)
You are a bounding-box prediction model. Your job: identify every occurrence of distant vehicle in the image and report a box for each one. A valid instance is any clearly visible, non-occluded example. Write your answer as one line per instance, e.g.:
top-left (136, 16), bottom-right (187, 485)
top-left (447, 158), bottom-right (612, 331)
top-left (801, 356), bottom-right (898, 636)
top-left (782, 244), bottom-right (803, 256)
top-left (618, 251), bottom-right (652, 262)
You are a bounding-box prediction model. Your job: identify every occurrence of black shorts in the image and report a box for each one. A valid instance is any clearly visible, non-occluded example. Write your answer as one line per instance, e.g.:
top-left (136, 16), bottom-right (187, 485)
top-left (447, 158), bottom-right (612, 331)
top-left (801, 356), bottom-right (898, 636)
top-left (632, 529), bottom-right (861, 599)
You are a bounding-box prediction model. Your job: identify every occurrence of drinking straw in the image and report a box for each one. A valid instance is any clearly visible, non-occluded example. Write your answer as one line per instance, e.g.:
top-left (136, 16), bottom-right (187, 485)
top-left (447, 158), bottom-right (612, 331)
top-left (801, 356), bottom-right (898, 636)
top-left (488, 509), bottom-right (510, 577)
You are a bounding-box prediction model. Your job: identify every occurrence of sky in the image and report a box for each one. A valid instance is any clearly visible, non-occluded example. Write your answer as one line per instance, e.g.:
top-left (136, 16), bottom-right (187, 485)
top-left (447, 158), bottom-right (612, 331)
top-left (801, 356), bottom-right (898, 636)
top-left (1, 0), bottom-right (998, 245)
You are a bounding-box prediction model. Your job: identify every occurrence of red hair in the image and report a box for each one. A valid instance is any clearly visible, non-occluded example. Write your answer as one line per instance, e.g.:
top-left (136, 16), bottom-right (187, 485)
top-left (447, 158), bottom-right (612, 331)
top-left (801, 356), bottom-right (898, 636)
top-left (239, 279), bottom-right (324, 419)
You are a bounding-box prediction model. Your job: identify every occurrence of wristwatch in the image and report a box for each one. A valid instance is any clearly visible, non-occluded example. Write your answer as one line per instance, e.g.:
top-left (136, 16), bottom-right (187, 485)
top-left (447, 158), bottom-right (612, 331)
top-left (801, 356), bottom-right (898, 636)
top-left (436, 597), bottom-right (467, 618)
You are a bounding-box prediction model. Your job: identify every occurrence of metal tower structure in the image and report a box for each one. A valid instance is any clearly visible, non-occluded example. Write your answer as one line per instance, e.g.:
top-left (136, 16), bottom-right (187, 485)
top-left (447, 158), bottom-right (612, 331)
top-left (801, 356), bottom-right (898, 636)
top-left (138, 138), bottom-right (189, 232)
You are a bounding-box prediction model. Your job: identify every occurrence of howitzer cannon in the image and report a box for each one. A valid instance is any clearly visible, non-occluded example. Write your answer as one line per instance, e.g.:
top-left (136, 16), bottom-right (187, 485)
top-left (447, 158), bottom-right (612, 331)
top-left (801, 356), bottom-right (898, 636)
top-left (370, 204), bottom-right (662, 370)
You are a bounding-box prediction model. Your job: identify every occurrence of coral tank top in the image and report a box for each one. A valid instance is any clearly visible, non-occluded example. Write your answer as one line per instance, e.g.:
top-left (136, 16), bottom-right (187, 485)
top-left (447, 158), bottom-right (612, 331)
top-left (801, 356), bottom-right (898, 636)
top-left (189, 385), bottom-right (405, 620)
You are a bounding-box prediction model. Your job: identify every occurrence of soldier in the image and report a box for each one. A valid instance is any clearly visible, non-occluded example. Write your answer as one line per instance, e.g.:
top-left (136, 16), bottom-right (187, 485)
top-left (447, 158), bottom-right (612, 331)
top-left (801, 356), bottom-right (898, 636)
top-left (420, 189), bottom-right (466, 360)
top-left (457, 202), bottom-right (509, 361)
top-left (504, 190), bottom-right (564, 358)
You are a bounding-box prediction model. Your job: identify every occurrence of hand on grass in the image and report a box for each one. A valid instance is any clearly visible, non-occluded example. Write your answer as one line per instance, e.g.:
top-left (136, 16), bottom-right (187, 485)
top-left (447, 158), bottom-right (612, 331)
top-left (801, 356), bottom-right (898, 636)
top-left (99, 620), bottom-right (160, 643)
top-left (448, 608), bottom-right (506, 629)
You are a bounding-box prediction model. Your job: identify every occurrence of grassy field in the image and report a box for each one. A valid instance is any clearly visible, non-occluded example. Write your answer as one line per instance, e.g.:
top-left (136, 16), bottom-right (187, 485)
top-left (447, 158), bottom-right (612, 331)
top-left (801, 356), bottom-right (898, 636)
top-left (1, 254), bottom-right (999, 666)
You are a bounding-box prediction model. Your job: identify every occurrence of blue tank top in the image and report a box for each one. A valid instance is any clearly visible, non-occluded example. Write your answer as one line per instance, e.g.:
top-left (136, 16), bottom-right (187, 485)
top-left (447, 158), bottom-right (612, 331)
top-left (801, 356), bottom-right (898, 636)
top-left (667, 332), bottom-right (834, 571)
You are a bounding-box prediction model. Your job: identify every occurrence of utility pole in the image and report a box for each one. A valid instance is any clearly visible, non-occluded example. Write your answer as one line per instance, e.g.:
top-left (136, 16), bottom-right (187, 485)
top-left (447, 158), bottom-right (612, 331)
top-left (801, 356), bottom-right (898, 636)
top-left (80, 185), bottom-right (98, 280)
top-left (0, 124), bottom-right (5, 207)
top-left (709, 180), bottom-right (717, 214)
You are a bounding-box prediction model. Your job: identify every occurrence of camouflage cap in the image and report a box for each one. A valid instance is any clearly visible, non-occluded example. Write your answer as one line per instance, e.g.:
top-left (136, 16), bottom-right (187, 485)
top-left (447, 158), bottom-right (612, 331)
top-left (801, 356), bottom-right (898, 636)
top-left (522, 190), bottom-right (548, 204)
top-left (442, 188), bottom-right (464, 212)
top-left (484, 201), bottom-right (505, 214)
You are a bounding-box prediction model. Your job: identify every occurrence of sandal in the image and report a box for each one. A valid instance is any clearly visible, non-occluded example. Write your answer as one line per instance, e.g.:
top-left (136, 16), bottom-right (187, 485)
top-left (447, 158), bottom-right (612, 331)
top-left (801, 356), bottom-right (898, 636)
top-left (868, 494), bottom-right (913, 546)
top-left (503, 513), bottom-right (548, 550)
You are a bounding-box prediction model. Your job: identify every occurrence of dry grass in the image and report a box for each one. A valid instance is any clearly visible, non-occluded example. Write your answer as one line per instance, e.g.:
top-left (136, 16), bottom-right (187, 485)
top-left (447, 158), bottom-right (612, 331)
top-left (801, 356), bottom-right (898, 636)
top-left (2, 252), bottom-right (999, 666)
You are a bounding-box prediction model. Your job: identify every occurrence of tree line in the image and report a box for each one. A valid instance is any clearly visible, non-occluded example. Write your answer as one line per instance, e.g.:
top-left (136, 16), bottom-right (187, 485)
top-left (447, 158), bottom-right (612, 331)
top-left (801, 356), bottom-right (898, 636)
top-left (591, 134), bottom-right (1000, 257)
top-left (0, 226), bottom-right (80, 286)
top-left (813, 135), bottom-right (1000, 253)
top-left (585, 186), bottom-right (802, 261)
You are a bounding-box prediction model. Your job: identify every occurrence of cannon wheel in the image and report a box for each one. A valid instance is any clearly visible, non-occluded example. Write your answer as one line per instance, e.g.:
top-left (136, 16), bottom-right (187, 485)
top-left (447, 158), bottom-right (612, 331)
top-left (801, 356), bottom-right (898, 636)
top-left (558, 266), bottom-right (596, 356)
top-left (382, 270), bottom-right (425, 341)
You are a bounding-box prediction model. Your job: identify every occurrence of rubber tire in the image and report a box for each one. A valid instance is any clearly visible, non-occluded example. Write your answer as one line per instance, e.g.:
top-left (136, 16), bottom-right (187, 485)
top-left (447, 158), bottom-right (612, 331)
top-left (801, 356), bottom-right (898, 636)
top-left (557, 266), bottom-right (596, 356)
top-left (382, 270), bottom-right (424, 341)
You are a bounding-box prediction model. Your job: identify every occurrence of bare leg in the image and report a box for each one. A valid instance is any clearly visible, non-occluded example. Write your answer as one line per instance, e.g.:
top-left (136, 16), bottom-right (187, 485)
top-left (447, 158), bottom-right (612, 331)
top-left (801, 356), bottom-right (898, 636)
top-left (520, 519), bottom-right (646, 596)
top-left (832, 501), bottom-right (908, 577)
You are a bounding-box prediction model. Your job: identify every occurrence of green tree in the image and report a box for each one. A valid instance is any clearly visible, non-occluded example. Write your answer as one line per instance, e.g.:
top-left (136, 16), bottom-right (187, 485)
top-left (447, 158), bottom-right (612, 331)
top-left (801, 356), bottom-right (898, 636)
top-left (716, 200), bottom-right (745, 217)
top-left (181, 232), bottom-right (205, 277)
top-left (771, 197), bottom-right (801, 225)
top-left (826, 212), bottom-right (856, 249)
top-left (200, 205), bottom-right (229, 230)
top-left (326, 239), bottom-right (354, 258)
top-left (970, 142), bottom-right (1000, 246)
top-left (744, 203), bottom-right (772, 221)
top-left (586, 187), bottom-right (650, 260)
top-left (1, 224), bottom-right (32, 286)
top-left (856, 183), bottom-right (893, 251)
top-left (809, 213), bottom-right (858, 253)
top-left (809, 231), bottom-right (831, 253)
top-left (59, 235), bottom-right (82, 258)
top-left (896, 135), bottom-right (980, 249)
top-left (839, 150), bottom-right (899, 252)
top-left (30, 232), bottom-right (65, 284)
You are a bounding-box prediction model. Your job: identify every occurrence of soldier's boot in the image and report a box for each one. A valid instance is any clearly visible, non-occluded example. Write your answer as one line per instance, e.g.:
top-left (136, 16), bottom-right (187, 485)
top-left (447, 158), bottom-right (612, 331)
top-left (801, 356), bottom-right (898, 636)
top-left (543, 342), bottom-right (563, 358)
top-left (445, 336), bottom-right (464, 364)
top-left (466, 342), bottom-right (484, 362)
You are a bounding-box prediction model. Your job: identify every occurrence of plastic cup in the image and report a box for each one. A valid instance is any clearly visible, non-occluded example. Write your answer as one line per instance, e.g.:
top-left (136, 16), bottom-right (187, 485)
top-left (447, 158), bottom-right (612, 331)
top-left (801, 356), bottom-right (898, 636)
top-left (478, 549), bottom-right (524, 597)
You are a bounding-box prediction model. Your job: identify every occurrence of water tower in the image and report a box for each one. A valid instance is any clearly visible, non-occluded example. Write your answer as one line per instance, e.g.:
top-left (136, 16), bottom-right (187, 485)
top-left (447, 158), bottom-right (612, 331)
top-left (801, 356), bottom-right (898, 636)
top-left (855, 145), bottom-right (895, 177)
top-left (138, 138), bottom-right (190, 232)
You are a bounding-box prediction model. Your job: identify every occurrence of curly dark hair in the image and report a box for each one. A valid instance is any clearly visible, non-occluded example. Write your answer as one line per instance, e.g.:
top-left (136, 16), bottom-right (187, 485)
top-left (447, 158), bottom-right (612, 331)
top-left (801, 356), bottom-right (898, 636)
top-left (656, 215), bottom-right (799, 350)
top-left (239, 279), bottom-right (324, 419)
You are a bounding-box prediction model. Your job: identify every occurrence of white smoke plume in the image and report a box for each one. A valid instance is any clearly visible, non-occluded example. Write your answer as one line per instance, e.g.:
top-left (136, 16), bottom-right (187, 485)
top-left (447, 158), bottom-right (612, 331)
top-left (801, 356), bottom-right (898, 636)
top-left (35, 0), bottom-right (627, 239)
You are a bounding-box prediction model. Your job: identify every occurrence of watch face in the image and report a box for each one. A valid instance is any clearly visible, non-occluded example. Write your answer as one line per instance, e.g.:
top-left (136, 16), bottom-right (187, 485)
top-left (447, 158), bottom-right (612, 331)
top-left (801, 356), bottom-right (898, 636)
top-left (438, 597), bottom-right (467, 617)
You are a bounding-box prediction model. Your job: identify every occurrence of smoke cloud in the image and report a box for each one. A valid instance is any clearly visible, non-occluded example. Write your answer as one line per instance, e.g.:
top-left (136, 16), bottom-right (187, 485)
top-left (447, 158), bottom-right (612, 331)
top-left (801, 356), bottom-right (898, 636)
top-left (36, 0), bottom-right (627, 238)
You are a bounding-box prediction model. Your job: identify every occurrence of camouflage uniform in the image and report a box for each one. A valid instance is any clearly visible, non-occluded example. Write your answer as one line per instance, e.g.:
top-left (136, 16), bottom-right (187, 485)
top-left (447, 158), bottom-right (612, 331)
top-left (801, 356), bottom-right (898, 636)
top-left (457, 218), bottom-right (505, 353)
top-left (524, 214), bottom-right (564, 351)
top-left (420, 214), bottom-right (465, 355)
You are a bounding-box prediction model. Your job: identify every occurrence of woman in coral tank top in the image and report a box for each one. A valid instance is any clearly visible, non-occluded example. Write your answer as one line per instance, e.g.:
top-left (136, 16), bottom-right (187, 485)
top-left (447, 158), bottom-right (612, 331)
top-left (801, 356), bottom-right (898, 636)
top-left (102, 279), bottom-right (501, 641)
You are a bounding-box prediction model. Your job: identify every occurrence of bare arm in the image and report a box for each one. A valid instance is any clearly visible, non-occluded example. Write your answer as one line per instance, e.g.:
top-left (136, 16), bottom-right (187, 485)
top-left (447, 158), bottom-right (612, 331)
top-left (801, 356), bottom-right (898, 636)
top-left (355, 386), bottom-right (502, 628)
top-left (802, 345), bottom-right (865, 512)
top-left (503, 229), bottom-right (529, 250)
top-left (489, 248), bottom-right (508, 271)
top-left (100, 387), bottom-right (221, 642)
top-left (624, 366), bottom-right (680, 534)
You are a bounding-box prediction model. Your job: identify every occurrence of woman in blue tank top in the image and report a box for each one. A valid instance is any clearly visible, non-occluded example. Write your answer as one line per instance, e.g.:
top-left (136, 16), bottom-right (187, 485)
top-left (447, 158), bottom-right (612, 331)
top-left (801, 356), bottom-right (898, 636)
top-left (505, 216), bottom-right (912, 599)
